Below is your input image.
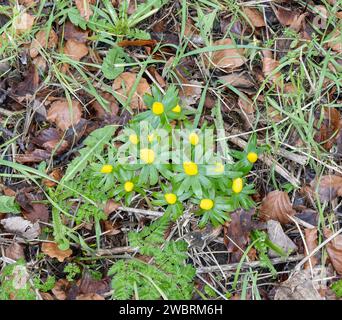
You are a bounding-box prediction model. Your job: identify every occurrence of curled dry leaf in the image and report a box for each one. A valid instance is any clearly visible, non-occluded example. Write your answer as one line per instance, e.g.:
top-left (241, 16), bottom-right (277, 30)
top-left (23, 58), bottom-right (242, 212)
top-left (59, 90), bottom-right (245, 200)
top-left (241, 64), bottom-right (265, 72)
top-left (16, 192), bottom-right (50, 223)
top-left (273, 7), bottom-right (300, 26)
top-left (30, 29), bottom-right (58, 58)
top-left (112, 72), bottom-right (151, 110)
top-left (208, 39), bottom-right (246, 70)
top-left (4, 243), bottom-right (25, 261)
top-left (42, 168), bottom-right (63, 188)
top-left (47, 99), bottom-right (82, 131)
top-left (75, 0), bottom-right (93, 21)
top-left (327, 30), bottom-right (342, 53)
top-left (15, 149), bottom-right (51, 164)
top-left (52, 279), bottom-right (70, 300)
top-left (323, 228), bottom-right (342, 275)
top-left (259, 190), bottom-right (295, 224)
top-left (42, 242), bottom-right (73, 262)
top-left (104, 199), bottom-right (120, 216)
top-left (274, 269), bottom-right (323, 300)
top-left (78, 272), bottom-right (109, 295)
top-left (1, 216), bottom-right (40, 240)
top-left (174, 68), bottom-right (201, 106)
top-left (91, 92), bottom-right (119, 119)
top-left (310, 175), bottom-right (342, 202)
top-left (13, 12), bottom-right (34, 34)
top-left (304, 228), bottom-right (319, 269)
top-left (262, 51), bottom-right (281, 83)
top-left (12, 65), bottom-right (39, 97)
top-left (224, 209), bottom-right (255, 261)
top-left (64, 39), bottom-right (89, 61)
top-left (243, 7), bottom-right (265, 27)
top-left (266, 220), bottom-right (297, 257)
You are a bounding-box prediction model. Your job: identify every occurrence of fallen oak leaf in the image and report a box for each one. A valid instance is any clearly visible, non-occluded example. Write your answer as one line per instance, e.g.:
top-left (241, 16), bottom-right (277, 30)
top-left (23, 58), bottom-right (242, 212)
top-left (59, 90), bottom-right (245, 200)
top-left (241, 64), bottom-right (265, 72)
top-left (323, 228), bottom-right (342, 275)
top-left (47, 99), bottom-right (82, 131)
top-left (42, 242), bottom-right (73, 262)
top-left (259, 190), bottom-right (296, 224)
top-left (310, 175), bottom-right (342, 202)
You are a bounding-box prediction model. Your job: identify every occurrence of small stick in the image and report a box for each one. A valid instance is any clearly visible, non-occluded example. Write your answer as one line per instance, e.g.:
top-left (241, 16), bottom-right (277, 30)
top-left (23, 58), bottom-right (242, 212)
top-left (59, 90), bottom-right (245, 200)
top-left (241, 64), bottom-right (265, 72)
top-left (118, 206), bottom-right (164, 217)
top-left (196, 254), bottom-right (304, 273)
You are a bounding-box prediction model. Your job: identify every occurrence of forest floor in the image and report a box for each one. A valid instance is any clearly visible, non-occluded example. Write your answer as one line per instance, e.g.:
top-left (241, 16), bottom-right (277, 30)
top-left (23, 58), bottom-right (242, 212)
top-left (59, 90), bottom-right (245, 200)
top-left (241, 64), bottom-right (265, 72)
top-left (0, 0), bottom-right (341, 300)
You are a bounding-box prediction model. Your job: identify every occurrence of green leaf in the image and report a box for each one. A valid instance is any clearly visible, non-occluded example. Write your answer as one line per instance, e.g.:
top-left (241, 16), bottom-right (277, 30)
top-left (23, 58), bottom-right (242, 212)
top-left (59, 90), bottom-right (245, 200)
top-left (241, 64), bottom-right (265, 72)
top-left (101, 47), bottom-right (126, 80)
top-left (68, 8), bottom-right (87, 30)
top-left (0, 196), bottom-right (21, 214)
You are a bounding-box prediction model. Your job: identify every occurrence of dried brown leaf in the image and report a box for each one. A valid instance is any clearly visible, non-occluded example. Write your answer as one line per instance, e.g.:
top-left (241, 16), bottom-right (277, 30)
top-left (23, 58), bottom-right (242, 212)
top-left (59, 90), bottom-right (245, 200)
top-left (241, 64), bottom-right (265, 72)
top-left (5, 243), bottom-right (25, 261)
top-left (15, 149), bottom-right (51, 163)
top-left (237, 96), bottom-right (255, 129)
top-left (13, 12), bottom-right (34, 34)
top-left (47, 99), bottom-right (82, 131)
top-left (104, 199), bottom-right (120, 216)
top-left (112, 72), bottom-right (151, 110)
top-left (64, 39), bottom-right (88, 61)
top-left (75, 0), bottom-right (93, 21)
top-left (42, 242), bottom-right (72, 262)
top-left (209, 39), bottom-right (246, 70)
top-left (304, 228), bottom-right (319, 269)
top-left (243, 7), bottom-right (265, 27)
top-left (78, 272), bottom-right (109, 295)
top-left (259, 190), bottom-right (295, 224)
top-left (323, 228), bottom-right (342, 275)
top-left (76, 293), bottom-right (105, 300)
top-left (274, 7), bottom-right (299, 26)
top-left (30, 29), bottom-right (58, 58)
top-left (327, 30), bottom-right (342, 53)
top-left (64, 21), bottom-right (88, 43)
top-left (310, 175), bottom-right (342, 202)
top-left (52, 279), bottom-right (70, 300)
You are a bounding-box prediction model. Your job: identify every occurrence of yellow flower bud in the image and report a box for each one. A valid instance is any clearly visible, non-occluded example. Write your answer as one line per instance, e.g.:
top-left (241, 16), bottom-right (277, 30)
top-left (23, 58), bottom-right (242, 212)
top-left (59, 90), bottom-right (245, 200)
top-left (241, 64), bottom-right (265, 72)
top-left (172, 104), bottom-right (181, 113)
top-left (188, 132), bottom-right (199, 146)
top-left (247, 152), bottom-right (258, 163)
top-left (232, 178), bottom-right (243, 194)
top-left (152, 101), bottom-right (164, 115)
top-left (129, 134), bottom-right (139, 145)
top-left (100, 164), bottom-right (113, 174)
top-left (148, 134), bottom-right (155, 143)
top-left (183, 161), bottom-right (198, 176)
top-left (140, 148), bottom-right (155, 164)
top-left (200, 199), bottom-right (214, 210)
top-left (124, 181), bottom-right (134, 192)
top-left (214, 162), bottom-right (225, 173)
top-left (165, 193), bottom-right (177, 205)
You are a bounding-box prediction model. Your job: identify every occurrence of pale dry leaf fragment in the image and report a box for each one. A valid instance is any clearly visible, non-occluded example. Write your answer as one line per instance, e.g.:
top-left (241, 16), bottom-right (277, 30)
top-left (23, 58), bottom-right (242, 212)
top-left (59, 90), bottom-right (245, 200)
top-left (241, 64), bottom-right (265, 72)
top-left (30, 29), bottom-right (58, 58)
top-left (13, 12), bottom-right (35, 34)
top-left (237, 96), bottom-right (255, 129)
top-left (42, 242), bottom-right (72, 262)
top-left (326, 29), bottom-right (342, 53)
top-left (266, 220), bottom-right (297, 257)
top-left (75, 0), bottom-right (93, 21)
top-left (310, 175), bottom-right (342, 202)
top-left (259, 190), bottom-right (296, 224)
top-left (304, 227), bottom-right (319, 269)
top-left (209, 39), bottom-right (246, 70)
top-left (274, 7), bottom-right (299, 26)
top-left (323, 228), bottom-right (342, 275)
top-left (64, 39), bottom-right (88, 61)
top-left (243, 7), bottom-right (265, 27)
top-left (112, 72), bottom-right (151, 110)
top-left (1, 216), bottom-right (40, 240)
top-left (274, 269), bottom-right (324, 300)
top-left (5, 243), bottom-right (25, 261)
top-left (47, 99), bottom-right (82, 131)
top-left (262, 53), bottom-right (281, 83)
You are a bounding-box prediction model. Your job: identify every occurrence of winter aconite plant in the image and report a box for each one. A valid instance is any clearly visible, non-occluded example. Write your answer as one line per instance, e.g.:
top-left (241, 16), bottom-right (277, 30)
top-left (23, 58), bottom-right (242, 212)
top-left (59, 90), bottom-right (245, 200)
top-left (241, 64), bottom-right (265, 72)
top-left (48, 84), bottom-right (262, 299)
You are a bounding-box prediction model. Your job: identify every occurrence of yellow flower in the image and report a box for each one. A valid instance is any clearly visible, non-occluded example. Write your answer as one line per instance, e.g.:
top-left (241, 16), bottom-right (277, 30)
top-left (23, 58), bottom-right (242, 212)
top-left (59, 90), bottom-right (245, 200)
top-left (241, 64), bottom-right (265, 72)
top-left (124, 181), bottom-right (134, 192)
top-left (148, 134), bottom-right (155, 143)
top-left (247, 152), bottom-right (258, 163)
top-left (188, 132), bottom-right (199, 146)
top-left (214, 162), bottom-right (225, 173)
top-left (140, 148), bottom-right (155, 164)
top-left (232, 178), bottom-right (243, 194)
top-left (200, 199), bottom-right (214, 210)
top-left (100, 164), bottom-right (113, 174)
top-left (183, 161), bottom-right (198, 176)
top-left (172, 104), bottom-right (181, 113)
top-left (129, 134), bottom-right (139, 145)
top-left (165, 193), bottom-right (177, 205)
top-left (152, 101), bottom-right (164, 115)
